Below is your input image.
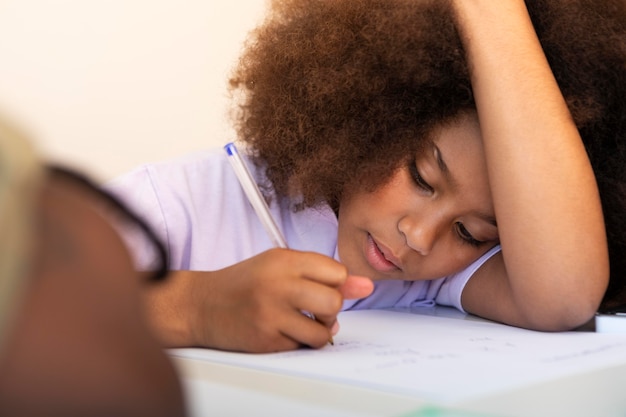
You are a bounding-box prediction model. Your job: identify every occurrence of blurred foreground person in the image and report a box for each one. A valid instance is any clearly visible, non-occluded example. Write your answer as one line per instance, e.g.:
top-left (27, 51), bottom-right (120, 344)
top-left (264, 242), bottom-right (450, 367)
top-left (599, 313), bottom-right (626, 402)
top-left (0, 115), bottom-right (186, 417)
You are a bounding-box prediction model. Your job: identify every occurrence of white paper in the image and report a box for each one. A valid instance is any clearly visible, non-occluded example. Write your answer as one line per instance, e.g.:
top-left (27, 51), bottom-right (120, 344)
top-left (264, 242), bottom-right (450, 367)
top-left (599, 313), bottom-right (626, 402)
top-left (170, 308), bottom-right (626, 403)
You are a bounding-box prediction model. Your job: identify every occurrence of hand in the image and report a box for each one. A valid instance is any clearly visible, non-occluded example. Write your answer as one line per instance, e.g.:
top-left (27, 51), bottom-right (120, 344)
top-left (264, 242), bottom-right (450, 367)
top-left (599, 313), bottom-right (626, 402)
top-left (142, 248), bottom-right (373, 352)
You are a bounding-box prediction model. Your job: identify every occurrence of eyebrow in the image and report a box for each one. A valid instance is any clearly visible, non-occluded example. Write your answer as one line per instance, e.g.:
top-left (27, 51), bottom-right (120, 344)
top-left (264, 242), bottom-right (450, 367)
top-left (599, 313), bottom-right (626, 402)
top-left (433, 145), bottom-right (497, 228)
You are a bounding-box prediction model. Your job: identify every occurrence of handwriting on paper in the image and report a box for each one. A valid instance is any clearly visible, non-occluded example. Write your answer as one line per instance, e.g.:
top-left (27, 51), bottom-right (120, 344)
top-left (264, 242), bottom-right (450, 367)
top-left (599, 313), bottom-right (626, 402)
top-left (170, 309), bottom-right (626, 403)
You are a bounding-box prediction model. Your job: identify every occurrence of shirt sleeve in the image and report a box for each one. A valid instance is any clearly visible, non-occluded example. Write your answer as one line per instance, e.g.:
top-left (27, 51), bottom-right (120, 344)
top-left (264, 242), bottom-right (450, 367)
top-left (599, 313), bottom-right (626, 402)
top-left (431, 245), bottom-right (502, 312)
top-left (105, 166), bottom-right (170, 271)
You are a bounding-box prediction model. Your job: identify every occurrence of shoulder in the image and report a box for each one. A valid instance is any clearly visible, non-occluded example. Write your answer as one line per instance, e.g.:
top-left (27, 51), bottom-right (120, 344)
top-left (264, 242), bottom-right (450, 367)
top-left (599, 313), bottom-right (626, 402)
top-left (106, 148), bottom-right (243, 203)
top-left (109, 148), bottom-right (229, 185)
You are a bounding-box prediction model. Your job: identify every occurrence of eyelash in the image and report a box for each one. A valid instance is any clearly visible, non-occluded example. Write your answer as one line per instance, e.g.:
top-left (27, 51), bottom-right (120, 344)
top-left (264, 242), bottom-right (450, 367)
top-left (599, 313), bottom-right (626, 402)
top-left (408, 161), bottom-right (433, 193)
top-left (408, 161), bottom-right (485, 248)
top-left (455, 222), bottom-right (485, 248)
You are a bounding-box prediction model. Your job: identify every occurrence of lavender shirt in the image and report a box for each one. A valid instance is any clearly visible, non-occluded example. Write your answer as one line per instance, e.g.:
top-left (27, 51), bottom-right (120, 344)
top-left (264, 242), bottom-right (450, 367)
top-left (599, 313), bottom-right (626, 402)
top-left (107, 148), bottom-right (500, 312)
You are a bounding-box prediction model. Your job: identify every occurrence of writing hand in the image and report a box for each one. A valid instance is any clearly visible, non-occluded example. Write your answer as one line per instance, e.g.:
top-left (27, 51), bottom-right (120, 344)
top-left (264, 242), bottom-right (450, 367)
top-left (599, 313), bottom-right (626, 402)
top-left (143, 248), bottom-right (372, 353)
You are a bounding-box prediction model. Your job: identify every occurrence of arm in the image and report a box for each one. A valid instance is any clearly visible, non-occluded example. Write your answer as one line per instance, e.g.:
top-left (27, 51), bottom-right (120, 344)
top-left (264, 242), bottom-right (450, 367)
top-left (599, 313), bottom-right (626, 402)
top-left (453, 0), bottom-right (609, 330)
top-left (107, 158), bottom-right (373, 352)
top-left (142, 248), bottom-right (373, 353)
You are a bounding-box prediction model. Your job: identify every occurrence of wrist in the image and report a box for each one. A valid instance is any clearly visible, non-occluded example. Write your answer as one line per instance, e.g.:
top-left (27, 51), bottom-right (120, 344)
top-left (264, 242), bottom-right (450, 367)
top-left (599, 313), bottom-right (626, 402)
top-left (142, 270), bottom-right (196, 347)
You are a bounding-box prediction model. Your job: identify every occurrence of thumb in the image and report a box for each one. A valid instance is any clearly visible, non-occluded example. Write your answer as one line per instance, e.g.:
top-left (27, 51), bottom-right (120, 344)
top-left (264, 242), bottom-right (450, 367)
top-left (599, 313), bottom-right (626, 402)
top-left (339, 275), bottom-right (374, 300)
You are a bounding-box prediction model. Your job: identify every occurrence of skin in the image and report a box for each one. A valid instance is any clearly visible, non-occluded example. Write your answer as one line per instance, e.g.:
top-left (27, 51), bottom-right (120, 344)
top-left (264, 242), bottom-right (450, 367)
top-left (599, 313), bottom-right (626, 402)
top-left (0, 174), bottom-right (186, 417)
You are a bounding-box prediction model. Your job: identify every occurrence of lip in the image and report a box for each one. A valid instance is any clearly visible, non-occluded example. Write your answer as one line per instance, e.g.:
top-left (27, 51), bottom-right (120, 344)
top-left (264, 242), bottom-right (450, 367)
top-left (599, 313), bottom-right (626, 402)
top-left (365, 234), bottom-right (402, 273)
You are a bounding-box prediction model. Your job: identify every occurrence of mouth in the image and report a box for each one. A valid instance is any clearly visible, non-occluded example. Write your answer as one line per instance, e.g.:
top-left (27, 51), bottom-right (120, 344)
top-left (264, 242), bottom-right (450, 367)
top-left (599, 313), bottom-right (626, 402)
top-left (365, 234), bottom-right (402, 273)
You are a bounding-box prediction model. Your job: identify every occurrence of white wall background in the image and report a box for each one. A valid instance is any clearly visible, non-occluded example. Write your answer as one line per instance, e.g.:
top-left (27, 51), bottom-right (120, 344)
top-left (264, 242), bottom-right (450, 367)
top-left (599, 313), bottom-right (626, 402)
top-left (0, 0), bottom-right (267, 181)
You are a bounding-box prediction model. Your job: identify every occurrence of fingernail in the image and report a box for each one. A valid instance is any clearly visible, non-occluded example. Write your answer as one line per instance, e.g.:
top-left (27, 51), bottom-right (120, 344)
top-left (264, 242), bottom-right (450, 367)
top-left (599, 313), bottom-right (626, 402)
top-left (331, 321), bottom-right (340, 335)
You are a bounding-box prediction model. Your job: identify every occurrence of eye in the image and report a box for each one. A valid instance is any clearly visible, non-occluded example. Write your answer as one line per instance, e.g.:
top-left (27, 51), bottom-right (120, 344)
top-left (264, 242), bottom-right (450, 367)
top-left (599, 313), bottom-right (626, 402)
top-left (454, 222), bottom-right (485, 248)
top-left (408, 161), bottom-right (434, 193)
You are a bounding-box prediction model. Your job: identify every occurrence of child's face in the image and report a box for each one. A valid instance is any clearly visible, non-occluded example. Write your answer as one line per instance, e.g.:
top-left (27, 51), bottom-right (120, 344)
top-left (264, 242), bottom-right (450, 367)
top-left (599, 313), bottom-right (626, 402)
top-left (337, 113), bottom-right (499, 281)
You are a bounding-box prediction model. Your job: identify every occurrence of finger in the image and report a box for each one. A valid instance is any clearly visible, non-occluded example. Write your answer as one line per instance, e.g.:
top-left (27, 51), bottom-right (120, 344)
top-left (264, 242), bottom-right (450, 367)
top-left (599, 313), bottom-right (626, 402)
top-left (281, 310), bottom-right (333, 349)
top-left (286, 278), bottom-right (343, 342)
top-left (289, 278), bottom-right (344, 318)
top-left (248, 333), bottom-right (301, 353)
top-left (240, 314), bottom-right (305, 353)
top-left (339, 275), bottom-right (374, 299)
top-left (243, 334), bottom-right (302, 353)
top-left (283, 250), bottom-right (349, 287)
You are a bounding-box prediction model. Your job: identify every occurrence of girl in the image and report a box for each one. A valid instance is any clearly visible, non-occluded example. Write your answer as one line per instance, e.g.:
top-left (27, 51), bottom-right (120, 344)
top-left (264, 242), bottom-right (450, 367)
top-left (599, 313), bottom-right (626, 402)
top-left (108, 0), bottom-right (626, 352)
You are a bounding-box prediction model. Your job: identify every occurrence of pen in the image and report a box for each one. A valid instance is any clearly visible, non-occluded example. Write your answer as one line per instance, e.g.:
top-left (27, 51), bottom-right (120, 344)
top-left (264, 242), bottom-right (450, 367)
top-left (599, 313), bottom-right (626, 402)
top-left (224, 142), bottom-right (334, 345)
top-left (224, 142), bottom-right (287, 249)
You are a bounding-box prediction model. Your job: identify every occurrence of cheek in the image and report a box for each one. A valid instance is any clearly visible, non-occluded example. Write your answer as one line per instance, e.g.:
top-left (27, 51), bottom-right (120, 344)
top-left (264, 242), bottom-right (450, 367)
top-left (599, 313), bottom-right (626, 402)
top-left (336, 207), bottom-right (371, 275)
top-left (336, 212), bottom-right (357, 265)
top-left (429, 244), bottom-right (490, 278)
top-left (336, 194), bottom-right (367, 254)
top-left (338, 181), bottom-right (404, 228)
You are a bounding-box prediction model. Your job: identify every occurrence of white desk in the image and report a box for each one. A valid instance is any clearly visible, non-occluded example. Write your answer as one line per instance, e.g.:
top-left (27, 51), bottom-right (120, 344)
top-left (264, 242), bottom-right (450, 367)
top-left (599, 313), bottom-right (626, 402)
top-left (174, 358), bottom-right (425, 417)
top-left (171, 308), bottom-right (626, 417)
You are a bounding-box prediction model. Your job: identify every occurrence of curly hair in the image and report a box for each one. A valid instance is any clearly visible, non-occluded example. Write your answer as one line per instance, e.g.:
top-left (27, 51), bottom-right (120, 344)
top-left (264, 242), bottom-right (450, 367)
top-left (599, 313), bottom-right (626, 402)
top-left (228, 0), bottom-right (626, 310)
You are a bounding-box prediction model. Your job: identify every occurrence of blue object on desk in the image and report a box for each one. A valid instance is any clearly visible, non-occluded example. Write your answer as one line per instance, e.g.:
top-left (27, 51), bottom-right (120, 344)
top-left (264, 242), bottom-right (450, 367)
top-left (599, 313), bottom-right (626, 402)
top-left (398, 405), bottom-right (501, 417)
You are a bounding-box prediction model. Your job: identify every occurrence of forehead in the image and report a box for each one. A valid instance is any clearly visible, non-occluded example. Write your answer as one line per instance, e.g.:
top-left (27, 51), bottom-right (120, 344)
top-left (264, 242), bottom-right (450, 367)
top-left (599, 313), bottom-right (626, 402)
top-left (431, 114), bottom-right (483, 165)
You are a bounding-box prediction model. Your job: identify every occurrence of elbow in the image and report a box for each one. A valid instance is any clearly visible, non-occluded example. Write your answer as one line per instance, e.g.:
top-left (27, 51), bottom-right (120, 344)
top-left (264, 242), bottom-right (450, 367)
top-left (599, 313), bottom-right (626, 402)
top-left (528, 303), bottom-right (598, 332)
top-left (521, 270), bottom-right (609, 332)
top-left (518, 300), bottom-right (599, 332)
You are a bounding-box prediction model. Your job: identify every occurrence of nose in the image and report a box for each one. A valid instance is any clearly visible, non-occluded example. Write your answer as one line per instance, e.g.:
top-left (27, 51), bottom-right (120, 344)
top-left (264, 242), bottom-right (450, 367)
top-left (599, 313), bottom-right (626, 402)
top-left (398, 213), bottom-right (438, 256)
